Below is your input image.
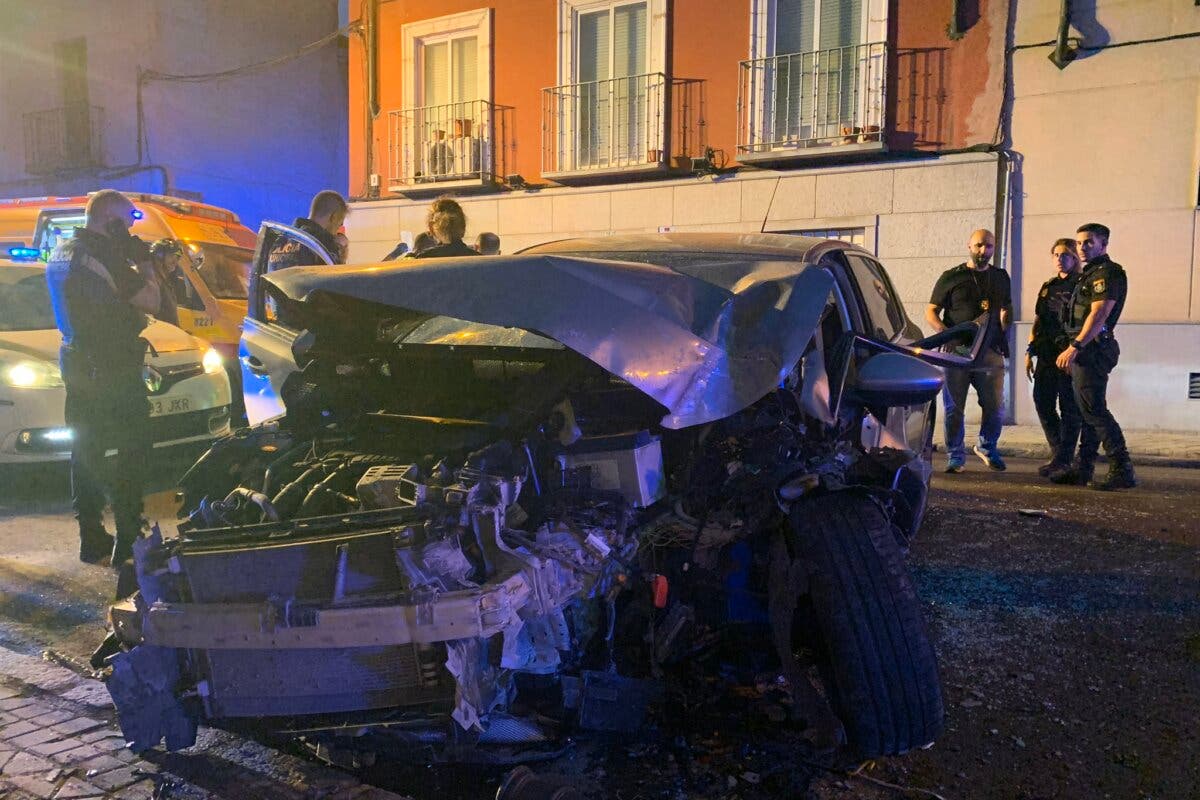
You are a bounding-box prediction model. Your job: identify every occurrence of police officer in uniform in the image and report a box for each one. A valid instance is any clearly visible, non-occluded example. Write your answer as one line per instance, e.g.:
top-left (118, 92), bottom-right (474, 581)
top-left (1026, 238), bottom-right (1082, 477)
top-left (265, 190), bottom-right (349, 270)
top-left (1051, 223), bottom-right (1136, 490)
top-left (45, 190), bottom-right (162, 566)
top-left (925, 229), bottom-right (1013, 473)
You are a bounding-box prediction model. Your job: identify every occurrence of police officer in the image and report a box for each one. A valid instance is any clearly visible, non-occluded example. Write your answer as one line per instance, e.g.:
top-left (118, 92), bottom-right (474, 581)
top-left (45, 190), bottom-right (162, 566)
top-left (1026, 238), bottom-right (1083, 477)
top-left (925, 229), bottom-right (1013, 473)
top-left (1051, 223), bottom-right (1136, 490)
top-left (148, 239), bottom-right (185, 326)
top-left (266, 189), bottom-right (349, 270)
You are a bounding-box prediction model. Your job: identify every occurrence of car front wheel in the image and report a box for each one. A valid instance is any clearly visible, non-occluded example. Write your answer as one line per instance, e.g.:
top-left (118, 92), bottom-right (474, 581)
top-left (787, 489), bottom-right (944, 758)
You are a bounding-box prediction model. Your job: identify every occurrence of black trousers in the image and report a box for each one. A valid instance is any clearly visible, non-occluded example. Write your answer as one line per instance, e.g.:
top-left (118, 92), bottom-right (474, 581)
top-left (1032, 357), bottom-right (1081, 464)
top-left (1069, 337), bottom-right (1128, 465)
top-left (62, 351), bottom-right (150, 552)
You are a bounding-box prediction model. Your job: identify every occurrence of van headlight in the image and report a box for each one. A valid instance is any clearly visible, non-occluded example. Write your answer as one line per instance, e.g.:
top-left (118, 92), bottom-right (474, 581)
top-left (201, 347), bottom-right (223, 375)
top-left (0, 354), bottom-right (64, 388)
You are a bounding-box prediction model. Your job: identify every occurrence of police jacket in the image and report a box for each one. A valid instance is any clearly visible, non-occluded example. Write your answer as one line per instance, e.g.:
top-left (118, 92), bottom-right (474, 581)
top-left (929, 262), bottom-right (1013, 355)
top-left (46, 227), bottom-right (151, 371)
top-left (266, 217), bottom-right (345, 271)
top-left (411, 239), bottom-right (480, 259)
top-left (1030, 272), bottom-right (1079, 359)
top-left (1067, 255), bottom-right (1127, 337)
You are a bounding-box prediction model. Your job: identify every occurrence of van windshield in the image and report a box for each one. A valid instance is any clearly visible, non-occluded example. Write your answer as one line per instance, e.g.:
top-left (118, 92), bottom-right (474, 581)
top-left (189, 242), bottom-right (251, 300)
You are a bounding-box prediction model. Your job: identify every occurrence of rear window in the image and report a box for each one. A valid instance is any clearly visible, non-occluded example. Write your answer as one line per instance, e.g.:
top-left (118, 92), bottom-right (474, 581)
top-left (189, 242), bottom-right (251, 300)
top-left (0, 267), bottom-right (56, 331)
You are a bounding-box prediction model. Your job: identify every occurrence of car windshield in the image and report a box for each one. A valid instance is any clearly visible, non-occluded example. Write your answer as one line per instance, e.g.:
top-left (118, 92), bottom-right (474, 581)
top-left (0, 266), bottom-right (55, 331)
top-left (188, 242), bottom-right (251, 300)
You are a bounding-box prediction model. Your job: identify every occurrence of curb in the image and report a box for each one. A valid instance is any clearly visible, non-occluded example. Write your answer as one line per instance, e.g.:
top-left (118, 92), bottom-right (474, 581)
top-left (996, 446), bottom-right (1200, 470)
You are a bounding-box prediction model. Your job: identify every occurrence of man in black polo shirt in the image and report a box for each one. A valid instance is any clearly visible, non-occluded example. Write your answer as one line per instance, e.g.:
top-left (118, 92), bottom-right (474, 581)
top-left (1026, 239), bottom-right (1082, 478)
top-left (1050, 223), bottom-right (1135, 490)
top-left (925, 229), bottom-right (1012, 473)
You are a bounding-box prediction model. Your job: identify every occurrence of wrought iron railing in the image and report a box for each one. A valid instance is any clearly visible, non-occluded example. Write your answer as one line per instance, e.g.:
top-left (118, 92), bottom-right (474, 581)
top-left (23, 106), bottom-right (105, 174)
top-left (737, 42), bottom-right (886, 155)
top-left (542, 73), bottom-right (705, 175)
top-left (388, 99), bottom-right (512, 189)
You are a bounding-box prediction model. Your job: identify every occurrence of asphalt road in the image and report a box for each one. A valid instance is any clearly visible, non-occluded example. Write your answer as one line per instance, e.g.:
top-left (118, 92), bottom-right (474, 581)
top-left (0, 450), bottom-right (1196, 799)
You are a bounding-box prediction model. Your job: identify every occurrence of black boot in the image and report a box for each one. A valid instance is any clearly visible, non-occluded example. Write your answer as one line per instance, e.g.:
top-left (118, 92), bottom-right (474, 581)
top-left (1050, 461), bottom-right (1094, 486)
top-left (1090, 459), bottom-right (1137, 491)
top-left (1038, 458), bottom-right (1071, 478)
top-left (79, 524), bottom-right (115, 565)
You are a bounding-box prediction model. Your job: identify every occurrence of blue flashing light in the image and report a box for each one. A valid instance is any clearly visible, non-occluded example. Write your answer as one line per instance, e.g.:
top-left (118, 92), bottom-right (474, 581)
top-left (7, 247), bottom-right (40, 260)
top-left (131, 209), bottom-right (144, 220)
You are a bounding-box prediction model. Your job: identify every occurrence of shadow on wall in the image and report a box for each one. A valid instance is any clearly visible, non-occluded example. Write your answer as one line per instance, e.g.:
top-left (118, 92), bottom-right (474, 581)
top-left (1070, 0), bottom-right (1111, 59)
top-left (889, 47), bottom-right (948, 150)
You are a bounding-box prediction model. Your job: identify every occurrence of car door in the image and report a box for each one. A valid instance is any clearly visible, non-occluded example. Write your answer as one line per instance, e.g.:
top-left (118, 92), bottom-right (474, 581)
top-left (240, 222), bottom-right (330, 424)
top-left (836, 250), bottom-right (933, 457)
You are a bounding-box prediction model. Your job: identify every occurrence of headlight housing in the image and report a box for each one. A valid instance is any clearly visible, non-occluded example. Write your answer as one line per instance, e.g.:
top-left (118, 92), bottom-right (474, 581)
top-left (201, 347), bottom-right (223, 375)
top-left (0, 353), bottom-right (64, 389)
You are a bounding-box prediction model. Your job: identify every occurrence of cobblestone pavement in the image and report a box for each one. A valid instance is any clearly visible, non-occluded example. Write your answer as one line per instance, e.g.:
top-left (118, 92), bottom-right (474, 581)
top-left (0, 660), bottom-right (413, 800)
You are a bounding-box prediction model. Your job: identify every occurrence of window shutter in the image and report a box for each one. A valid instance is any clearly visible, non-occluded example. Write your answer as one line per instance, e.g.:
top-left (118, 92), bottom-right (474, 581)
top-left (452, 36), bottom-right (478, 102)
top-left (775, 0), bottom-right (814, 55)
top-left (613, 3), bottom-right (647, 77)
top-left (578, 11), bottom-right (610, 82)
top-left (423, 41), bottom-right (448, 107)
top-left (819, 0), bottom-right (862, 49)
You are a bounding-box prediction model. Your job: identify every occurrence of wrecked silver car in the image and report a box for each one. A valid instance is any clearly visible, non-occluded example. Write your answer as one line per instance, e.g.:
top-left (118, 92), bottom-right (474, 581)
top-left (102, 231), bottom-right (985, 763)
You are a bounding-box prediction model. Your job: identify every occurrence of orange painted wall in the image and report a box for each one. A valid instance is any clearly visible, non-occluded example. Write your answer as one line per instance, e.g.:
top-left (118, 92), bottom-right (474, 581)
top-left (349, 1), bottom-right (558, 198)
top-left (348, 1), bottom-right (1002, 196)
top-left (889, 0), bottom-right (1004, 151)
top-left (670, 0), bottom-right (750, 168)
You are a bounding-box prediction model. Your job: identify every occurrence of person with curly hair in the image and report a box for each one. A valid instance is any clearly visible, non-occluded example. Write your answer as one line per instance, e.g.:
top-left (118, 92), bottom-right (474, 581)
top-left (412, 197), bottom-right (479, 259)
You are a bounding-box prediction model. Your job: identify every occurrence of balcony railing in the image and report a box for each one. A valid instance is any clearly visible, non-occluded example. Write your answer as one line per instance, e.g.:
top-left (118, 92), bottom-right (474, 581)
top-left (738, 42), bottom-right (887, 157)
top-left (542, 73), bottom-right (705, 178)
top-left (387, 99), bottom-right (512, 192)
top-left (23, 105), bottom-right (105, 174)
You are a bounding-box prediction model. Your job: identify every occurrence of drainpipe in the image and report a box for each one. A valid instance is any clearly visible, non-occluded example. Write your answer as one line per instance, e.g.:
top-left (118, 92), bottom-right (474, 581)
top-left (363, 0), bottom-right (380, 197)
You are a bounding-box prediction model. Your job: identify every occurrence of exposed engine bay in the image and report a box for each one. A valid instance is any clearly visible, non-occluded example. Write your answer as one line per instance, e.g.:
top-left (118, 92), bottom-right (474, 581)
top-left (101, 333), bottom-right (920, 759)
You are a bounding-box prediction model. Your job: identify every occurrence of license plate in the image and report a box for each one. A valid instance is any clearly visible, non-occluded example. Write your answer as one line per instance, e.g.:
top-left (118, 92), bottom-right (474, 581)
top-left (150, 396), bottom-right (192, 417)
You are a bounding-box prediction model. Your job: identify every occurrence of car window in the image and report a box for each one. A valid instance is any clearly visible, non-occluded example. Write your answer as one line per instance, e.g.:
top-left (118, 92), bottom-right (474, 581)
top-left (844, 254), bottom-right (905, 341)
top-left (188, 243), bottom-right (250, 300)
top-left (173, 272), bottom-right (206, 311)
top-left (0, 267), bottom-right (56, 331)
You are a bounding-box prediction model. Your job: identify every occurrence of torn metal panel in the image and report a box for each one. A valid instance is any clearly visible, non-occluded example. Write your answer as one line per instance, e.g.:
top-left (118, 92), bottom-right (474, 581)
top-left (263, 248), bottom-right (834, 429)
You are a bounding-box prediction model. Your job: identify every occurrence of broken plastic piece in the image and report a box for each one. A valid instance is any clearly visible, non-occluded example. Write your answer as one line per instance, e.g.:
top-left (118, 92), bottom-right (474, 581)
top-left (652, 574), bottom-right (669, 609)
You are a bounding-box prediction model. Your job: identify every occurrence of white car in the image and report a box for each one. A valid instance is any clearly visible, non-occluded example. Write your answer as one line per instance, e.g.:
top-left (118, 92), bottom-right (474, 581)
top-left (0, 260), bottom-right (233, 464)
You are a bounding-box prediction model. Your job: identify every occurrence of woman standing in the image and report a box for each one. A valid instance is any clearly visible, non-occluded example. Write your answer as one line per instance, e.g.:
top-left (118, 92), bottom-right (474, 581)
top-left (413, 197), bottom-right (479, 259)
top-left (1026, 238), bottom-right (1083, 478)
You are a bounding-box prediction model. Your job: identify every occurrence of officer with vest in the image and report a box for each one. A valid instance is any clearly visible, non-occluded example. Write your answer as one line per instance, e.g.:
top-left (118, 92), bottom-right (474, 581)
top-left (925, 229), bottom-right (1013, 473)
top-left (1026, 238), bottom-right (1083, 477)
top-left (1050, 223), bottom-right (1136, 490)
top-left (45, 190), bottom-right (162, 567)
top-left (265, 189), bottom-right (349, 270)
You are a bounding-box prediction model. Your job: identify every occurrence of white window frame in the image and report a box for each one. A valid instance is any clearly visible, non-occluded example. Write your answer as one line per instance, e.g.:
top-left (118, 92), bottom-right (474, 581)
top-left (748, 0), bottom-right (886, 62)
top-left (557, 0), bottom-right (666, 86)
top-left (401, 9), bottom-right (493, 112)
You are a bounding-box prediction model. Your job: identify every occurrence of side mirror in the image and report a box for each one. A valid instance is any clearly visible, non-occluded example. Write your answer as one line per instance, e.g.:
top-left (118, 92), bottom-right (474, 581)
top-left (847, 352), bottom-right (944, 408)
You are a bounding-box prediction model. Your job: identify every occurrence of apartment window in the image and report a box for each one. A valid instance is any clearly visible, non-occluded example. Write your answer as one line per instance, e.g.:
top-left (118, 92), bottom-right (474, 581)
top-left (545, 0), bottom-right (668, 175)
top-left (740, 0), bottom-right (887, 155)
top-left (397, 10), bottom-right (493, 187)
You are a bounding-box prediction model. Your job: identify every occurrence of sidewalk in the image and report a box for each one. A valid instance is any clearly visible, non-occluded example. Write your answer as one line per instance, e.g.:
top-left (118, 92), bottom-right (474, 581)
top-left (0, 649), bottom-right (413, 800)
top-left (995, 424), bottom-right (1200, 468)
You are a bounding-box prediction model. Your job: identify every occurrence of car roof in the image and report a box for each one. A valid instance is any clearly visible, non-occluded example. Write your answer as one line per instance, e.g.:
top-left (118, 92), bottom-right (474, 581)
top-left (520, 232), bottom-right (861, 262)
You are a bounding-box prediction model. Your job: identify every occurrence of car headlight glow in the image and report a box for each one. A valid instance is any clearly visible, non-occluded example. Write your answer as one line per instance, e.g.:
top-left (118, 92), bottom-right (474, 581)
top-left (1, 355), bottom-right (64, 389)
top-left (202, 347), bottom-right (223, 375)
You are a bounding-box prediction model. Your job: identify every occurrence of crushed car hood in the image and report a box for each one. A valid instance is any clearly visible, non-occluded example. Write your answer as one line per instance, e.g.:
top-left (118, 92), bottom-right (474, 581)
top-left (263, 254), bottom-right (834, 429)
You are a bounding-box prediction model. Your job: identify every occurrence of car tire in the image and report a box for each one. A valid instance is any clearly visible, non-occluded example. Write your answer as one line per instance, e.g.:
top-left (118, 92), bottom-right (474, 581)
top-left (788, 489), bottom-right (943, 758)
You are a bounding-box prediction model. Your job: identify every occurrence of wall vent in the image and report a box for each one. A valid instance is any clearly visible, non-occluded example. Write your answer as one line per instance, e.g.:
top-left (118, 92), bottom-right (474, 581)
top-left (1189, 373), bottom-right (1200, 400)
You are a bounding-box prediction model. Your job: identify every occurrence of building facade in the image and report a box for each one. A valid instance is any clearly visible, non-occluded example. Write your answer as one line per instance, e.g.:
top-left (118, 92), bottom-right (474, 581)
top-left (0, 0), bottom-right (348, 228)
top-left (344, 0), bottom-right (1200, 431)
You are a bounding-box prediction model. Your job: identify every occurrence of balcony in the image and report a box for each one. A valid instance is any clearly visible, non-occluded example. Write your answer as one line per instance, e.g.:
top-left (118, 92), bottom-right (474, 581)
top-left (542, 73), bottom-right (705, 183)
top-left (387, 100), bottom-right (513, 195)
top-left (737, 42), bottom-right (887, 163)
top-left (23, 105), bottom-right (105, 175)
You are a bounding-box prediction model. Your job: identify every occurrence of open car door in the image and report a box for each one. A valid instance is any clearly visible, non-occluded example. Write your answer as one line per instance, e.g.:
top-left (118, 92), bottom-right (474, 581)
top-left (240, 222), bottom-right (331, 424)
